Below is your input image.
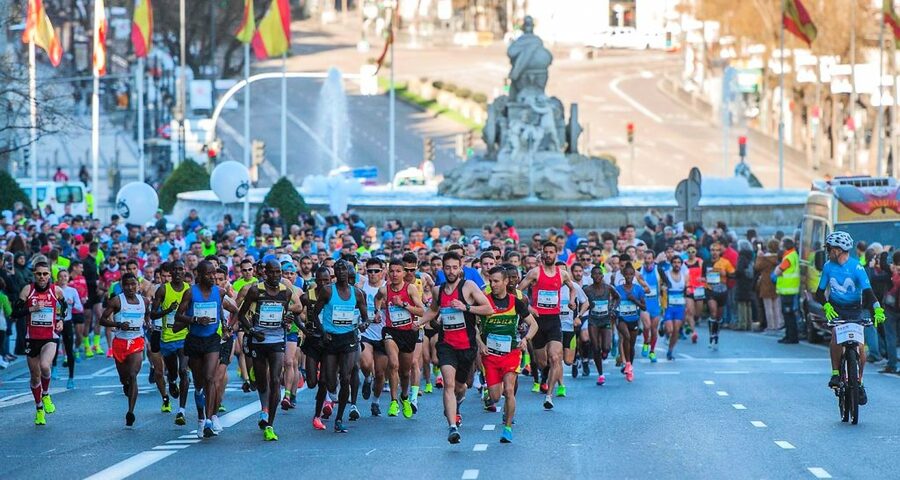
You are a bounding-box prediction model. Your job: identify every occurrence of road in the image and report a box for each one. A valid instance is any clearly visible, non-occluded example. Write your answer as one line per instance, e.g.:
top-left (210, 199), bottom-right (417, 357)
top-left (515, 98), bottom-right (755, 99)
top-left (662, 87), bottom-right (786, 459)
top-left (2, 326), bottom-right (897, 479)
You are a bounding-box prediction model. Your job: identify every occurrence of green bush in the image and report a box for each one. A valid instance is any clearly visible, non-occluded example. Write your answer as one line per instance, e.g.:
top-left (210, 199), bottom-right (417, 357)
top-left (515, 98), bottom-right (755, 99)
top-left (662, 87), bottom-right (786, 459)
top-left (444, 83), bottom-right (458, 94)
top-left (0, 170), bottom-right (33, 211)
top-left (472, 93), bottom-right (488, 104)
top-left (158, 161), bottom-right (210, 213)
top-left (457, 88), bottom-right (472, 99)
top-left (256, 177), bottom-right (308, 233)
top-left (432, 80), bottom-right (444, 90)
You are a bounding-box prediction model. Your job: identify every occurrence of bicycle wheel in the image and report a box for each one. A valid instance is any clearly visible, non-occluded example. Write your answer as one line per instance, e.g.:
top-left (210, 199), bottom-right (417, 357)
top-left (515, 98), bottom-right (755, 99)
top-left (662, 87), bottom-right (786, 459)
top-left (839, 359), bottom-right (849, 423)
top-left (846, 347), bottom-right (860, 425)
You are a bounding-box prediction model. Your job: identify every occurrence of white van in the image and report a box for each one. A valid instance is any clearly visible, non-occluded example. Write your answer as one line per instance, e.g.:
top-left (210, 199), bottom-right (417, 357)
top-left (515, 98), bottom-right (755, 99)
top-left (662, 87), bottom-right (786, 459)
top-left (17, 181), bottom-right (90, 217)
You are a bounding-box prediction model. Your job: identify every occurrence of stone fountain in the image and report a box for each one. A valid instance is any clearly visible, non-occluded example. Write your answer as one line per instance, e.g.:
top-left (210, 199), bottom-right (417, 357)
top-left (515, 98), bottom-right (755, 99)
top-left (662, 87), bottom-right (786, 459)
top-left (439, 16), bottom-right (619, 200)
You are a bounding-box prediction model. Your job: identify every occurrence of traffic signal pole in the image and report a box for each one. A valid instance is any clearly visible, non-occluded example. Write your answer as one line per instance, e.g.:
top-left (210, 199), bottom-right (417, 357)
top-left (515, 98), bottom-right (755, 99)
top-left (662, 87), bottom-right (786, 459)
top-left (627, 122), bottom-right (635, 185)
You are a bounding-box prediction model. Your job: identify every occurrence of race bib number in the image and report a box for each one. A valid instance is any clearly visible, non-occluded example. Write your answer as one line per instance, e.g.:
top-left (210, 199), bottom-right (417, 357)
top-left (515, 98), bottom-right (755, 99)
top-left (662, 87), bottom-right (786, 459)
top-left (537, 290), bottom-right (559, 309)
top-left (332, 305), bottom-right (356, 326)
top-left (389, 306), bottom-right (412, 327)
top-left (31, 307), bottom-right (54, 327)
top-left (618, 301), bottom-right (638, 316)
top-left (121, 311), bottom-right (143, 331)
top-left (647, 285), bottom-right (658, 298)
top-left (693, 287), bottom-right (705, 299)
top-left (486, 333), bottom-right (512, 355)
top-left (669, 292), bottom-right (685, 306)
top-left (834, 323), bottom-right (865, 344)
top-left (440, 307), bottom-right (465, 330)
top-left (194, 301), bottom-right (217, 321)
top-left (259, 302), bottom-right (284, 328)
top-left (707, 272), bottom-right (721, 285)
top-left (366, 294), bottom-right (375, 314)
top-left (591, 300), bottom-right (609, 315)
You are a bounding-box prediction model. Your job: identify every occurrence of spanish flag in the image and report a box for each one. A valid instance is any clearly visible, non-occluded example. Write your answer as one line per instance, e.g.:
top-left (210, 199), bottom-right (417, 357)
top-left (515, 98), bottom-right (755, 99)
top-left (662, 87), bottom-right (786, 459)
top-left (131, 0), bottom-right (153, 58)
top-left (885, 0), bottom-right (900, 43)
top-left (783, 0), bottom-right (817, 47)
top-left (93, 0), bottom-right (108, 76)
top-left (252, 0), bottom-right (291, 59)
top-left (235, 0), bottom-right (256, 44)
top-left (21, 0), bottom-right (62, 67)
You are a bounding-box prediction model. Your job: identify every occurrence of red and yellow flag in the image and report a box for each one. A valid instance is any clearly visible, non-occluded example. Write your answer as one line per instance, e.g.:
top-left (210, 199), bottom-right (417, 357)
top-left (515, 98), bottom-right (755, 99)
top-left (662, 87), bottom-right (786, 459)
top-left (93, 0), bottom-right (108, 76)
top-left (21, 0), bottom-right (62, 66)
top-left (885, 0), bottom-right (900, 43)
top-left (373, 10), bottom-right (395, 74)
top-left (252, 0), bottom-right (291, 59)
top-left (235, 0), bottom-right (256, 44)
top-left (131, 0), bottom-right (153, 58)
top-left (783, 0), bottom-right (817, 47)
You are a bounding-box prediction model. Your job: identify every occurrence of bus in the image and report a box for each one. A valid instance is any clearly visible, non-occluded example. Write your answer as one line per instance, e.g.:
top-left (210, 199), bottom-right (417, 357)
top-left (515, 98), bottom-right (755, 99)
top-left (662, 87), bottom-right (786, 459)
top-left (799, 175), bottom-right (900, 343)
top-left (16, 181), bottom-right (90, 217)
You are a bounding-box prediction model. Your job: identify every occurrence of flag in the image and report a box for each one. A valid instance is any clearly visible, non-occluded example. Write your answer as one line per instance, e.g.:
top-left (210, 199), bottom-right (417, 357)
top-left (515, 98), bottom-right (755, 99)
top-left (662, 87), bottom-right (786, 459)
top-left (251, 0), bottom-right (291, 59)
top-left (131, 0), bottom-right (153, 58)
top-left (373, 11), bottom-right (395, 75)
top-left (235, 0), bottom-right (256, 44)
top-left (885, 0), bottom-right (900, 43)
top-left (93, 0), bottom-right (108, 76)
top-left (21, 0), bottom-right (62, 66)
top-left (783, 0), bottom-right (817, 47)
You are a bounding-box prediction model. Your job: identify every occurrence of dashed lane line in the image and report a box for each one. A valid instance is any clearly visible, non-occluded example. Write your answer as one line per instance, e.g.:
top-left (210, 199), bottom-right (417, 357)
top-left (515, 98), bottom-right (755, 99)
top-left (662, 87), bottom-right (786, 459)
top-left (807, 467), bottom-right (832, 478)
top-left (751, 421), bottom-right (767, 428)
top-left (774, 441), bottom-right (796, 450)
top-left (732, 404), bottom-right (747, 410)
top-left (482, 424), bottom-right (495, 431)
top-left (461, 470), bottom-right (479, 480)
top-left (473, 444), bottom-right (488, 452)
top-left (716, 391), bottom-right (729, 397)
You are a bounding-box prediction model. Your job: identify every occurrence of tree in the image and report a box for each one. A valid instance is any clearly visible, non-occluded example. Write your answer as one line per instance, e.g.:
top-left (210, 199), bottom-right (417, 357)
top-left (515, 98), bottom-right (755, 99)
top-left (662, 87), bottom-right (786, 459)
top-left (256, 176), bottom-right (307, 234)
top-left (0, 169), bottom-right (33, 211)
top-left (158, 160), bottom-right (210, 213)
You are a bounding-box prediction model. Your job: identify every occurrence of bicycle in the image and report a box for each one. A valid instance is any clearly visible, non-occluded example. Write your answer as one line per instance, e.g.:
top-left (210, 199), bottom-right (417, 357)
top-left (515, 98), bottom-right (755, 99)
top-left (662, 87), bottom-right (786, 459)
top-left (829, 319), bottom-right (872, 425)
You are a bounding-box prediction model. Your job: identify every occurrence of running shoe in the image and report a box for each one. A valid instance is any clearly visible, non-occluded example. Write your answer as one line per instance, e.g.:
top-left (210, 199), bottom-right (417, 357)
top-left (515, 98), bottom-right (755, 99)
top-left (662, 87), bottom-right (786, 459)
top-left (281, 396), bottom-right (292, 411)
top-left (67, 378), bottom-right (75, 390)
top-left (264, 426), bottom-right (278, 441)
top-left (539, 383), bottom-right (549, 394)
top-left (241, 381), bottom-right (251, 393)
top-left (531, 382), bottom-right (541, 393)
top-left (84, 347), bottom-right (94, 359)
top-left (218, 405), bottom-right (227, 413)
top-left (424, 383), bottom-right (433, 394)
top-left (334, 420), bottom-right (348, 433)
top-left (106, 350), bottom-right (113, 359)
top-left (571, 362), bottom-right (578, 378)
top-left (484, 398), bottom-right (497, 412)
top-left (859, 385), bottom-right (868, 405)
top-left (543, 397), bottom-right (554, 410)
top-left (596, 375), bottom-right (606, 386)
top-left (556, 385), bottom-right (566, 397)
top-left (582, 360), bottom-right (590, 377)
top-left (666, 350), bottom-right (675, 361)
top-left (147, 367), bottom-right (154, 385)
top-left (435, 376), bottom-right (444, 389)
top-left (642, 344), bottom-right (650, 357)
top-left (362, 376), bottom-right (372, 400)
top-left (371, 403), bottom-right (381, 417)
top-left (624, 362), bottom-right (634, 383)
top-left (448, 426), bottom-right (461, 444)
top-left (41, 395), bottom-right (55, 414)
top-left (312, 417), bottom-right (326, 430)
top-left (410, 397), bottom-right (418, 415)
top-left (828, 375), bottom-right (841, 389)
top-left (387, 400), bottom-right (400, 417)
top-left (455, 414), bottom-right (462, 427)
top-left (197, 420), bottom-right (206, 439)
top-left (34, 408), bottom-right (46, 426)
top-left (691, 332), bottom-right (698, 344)
top-left (322, 400), bottom-right (334, 419)
top-left (94, 342), bottom-right (105, 355)
top-left (258, 412), bottom-right (268, 430)
top-left (500, 426), bottom-right (513, 444)
top-left (649, 351), bottom-right (657, 363)
top-left (402, 398), bottom-right (413, 418)
top-left (615, 355), bottom-right (623, 367)
top-left (522, 364), bottom-right (531, 376)
top-left (296, 374), bottom-right (305, 389)
top-left (211, 415), bottom-right (223, 433)
top-left (349, 404), bottom-right (360, 421)
top-left (169, 381), bottom-right (179, 398)
top-left (161, 397), bottom-right (172, 413)
top-left (175, 412), bottom-right (186, 425)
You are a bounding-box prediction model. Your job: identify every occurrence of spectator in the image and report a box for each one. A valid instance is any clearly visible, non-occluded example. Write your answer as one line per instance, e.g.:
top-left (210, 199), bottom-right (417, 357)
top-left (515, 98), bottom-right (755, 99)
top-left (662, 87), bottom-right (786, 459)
top-left (755, 239), bottom-right (782, 334)
top-left (53, 167), bottom-right (69, 182)
top-left (881, 251), bottom-right (900, 373)
top-left (734, 240), bottom-right (756, 331)
top-left (182, 209), bottom-right (203, 233)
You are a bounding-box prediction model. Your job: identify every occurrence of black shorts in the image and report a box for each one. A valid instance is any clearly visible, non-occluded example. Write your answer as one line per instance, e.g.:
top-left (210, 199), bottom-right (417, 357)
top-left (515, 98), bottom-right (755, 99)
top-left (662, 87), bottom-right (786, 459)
top-left (149, 330), bottom-right (162, 354)
top-left (300, 333), bottom-right (324, 360)
top-left (183, 333), bottom-right (221, 358)
top-left (248, 340), bottom-right (285, 359)
top-left (436, 342), bottom-right (476, 383)
top-left (71, 313), bottom-right (85, 325)
top-left (589, 316), bottom-right (612, 329)
top-left (709, 291), bottom-right (728, 305)
top-left (382, 327), bottom-right (418, 354)
top-left (324, 331), bottom-right (359, 355)
top-left (424, 328), bottom-right (438, 339)
top-left (219, 335), bottom-right (235, 365)
top-left (86, 295), bottom-right (100, 310)
top-left (25, 338), bottom-right (58, 358)
top-left (361, 337), bottom-right (387, 356)
top-left (562, 331), bottom-right (577, 350)
top-left (532, 314), bottom-right (562, 350)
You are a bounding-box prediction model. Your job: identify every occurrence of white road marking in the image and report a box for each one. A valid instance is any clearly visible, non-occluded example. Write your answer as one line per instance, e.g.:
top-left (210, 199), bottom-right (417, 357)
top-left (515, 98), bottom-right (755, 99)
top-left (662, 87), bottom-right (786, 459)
top-left (178, 435), bottom-right (195, 439)
top-left (808, 467), bottom-right (832, 478)
top-left (93, 365), bottom-right (119, 377)
top-left (751, 421), bottom-right (767, 428)
top-left (152, 445), bottom-right (190, 450)
top-left (83, 451), bottom-right (177, 480)
top-left (609, 74), bottom-right (663, 123)
top-left (644, 371), bottom-right (680, 375)
top-left (0, 387), bottom-right (64, 409)
top-left (365, 449), bottom-right (377, 456)
top-left (680, 353), bottom-right (696, 360)
top-left (462, 470), bottom-right (479, 480)
top-left (165, 439), bottom-right (201, 444)
top-left (473, 444), bottom-right (488, 452)
top-left (775, 440), bottom-right (796, 449)
top-left (703, 380), bottom-right (715, 385)
top-left (0, 392), bottom-right (30, 402)
top-left (732, 404), bottom-right (747, 410)
top-left (482, 424), bottom-right (495, 431)
top-left (219, 400), bottom-right (261, 428)
top-left (714, 371), bottom-right (750, 374)
top-left (95, 391), bottom-right (113, 396)
top-left (716, 391), bottom-right (729, 397)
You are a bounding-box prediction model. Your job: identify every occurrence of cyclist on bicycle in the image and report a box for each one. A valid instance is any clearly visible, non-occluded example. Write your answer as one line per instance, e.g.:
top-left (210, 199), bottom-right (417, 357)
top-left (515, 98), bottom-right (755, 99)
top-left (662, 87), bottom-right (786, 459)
top-left (817, 231), bottom-right (886, 405)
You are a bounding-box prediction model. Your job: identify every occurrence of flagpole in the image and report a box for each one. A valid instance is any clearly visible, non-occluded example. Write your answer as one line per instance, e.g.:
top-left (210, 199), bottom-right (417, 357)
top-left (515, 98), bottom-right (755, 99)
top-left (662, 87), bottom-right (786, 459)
top-left (92, 69), bottom-right (99, 201)
top-left (243, 42), bottom-right (250, 224)
top-left (877, 10), bottom-right (886, 176)
top-left (388, 9), bottom-right (396, 190)
top-left (778, 0), bottom-right (785, 190)
top-left (280, 52), bottom-right (286, 178)
top-left (850, 2), bottom-right (857, 173)
top-left (28, 32), bottom-right (37, 208)
top-left (137, 56), bottom-right (145, 183)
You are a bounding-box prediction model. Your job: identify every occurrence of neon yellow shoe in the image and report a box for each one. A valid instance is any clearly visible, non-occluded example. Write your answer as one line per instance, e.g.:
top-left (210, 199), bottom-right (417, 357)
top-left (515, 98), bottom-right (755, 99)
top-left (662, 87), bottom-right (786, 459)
top-left (402, 398), bottom-right (413, 418)
top-left (424, 383), bottom-right (433, 394)
top-left (387, 400), bottom-right (400, 417)
top-left (34, 408), bottom-right (46, 425)
top-left (93, 342), bottom-right (104, 355)
top-left (531, 382), bottom-right (540, 393)
top-left (161, 397), bottom-right (172, 413)
top-left (264, 426), bottom-right (278, 441)
top-left (84, 347), bottom-right (94, 359)
top-left (556, 385), bottom-right (567, 397)
top-left (42, 395), bottom-right (56, 414)
top-left (248, 367), bottom-right (256, 383)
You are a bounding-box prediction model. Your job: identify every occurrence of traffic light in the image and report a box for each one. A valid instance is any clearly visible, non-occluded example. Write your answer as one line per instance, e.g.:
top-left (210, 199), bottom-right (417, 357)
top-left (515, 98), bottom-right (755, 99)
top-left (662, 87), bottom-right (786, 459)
top-left (738, 135), bottom-right (747, 160)
top-left (423, 137), bottom-right (435, 163)
top-left (626, 122), bottom-right (634, 144)
top-left (252, 140), bottom-right (265, 165)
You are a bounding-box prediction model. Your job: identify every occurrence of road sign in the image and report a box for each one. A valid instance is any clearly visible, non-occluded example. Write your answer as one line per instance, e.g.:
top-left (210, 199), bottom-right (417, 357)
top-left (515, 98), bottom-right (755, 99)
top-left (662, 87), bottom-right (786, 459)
top-left (352, 167), bottom-right (378, 179)
top-left (674, 167), bottom-right (702, 223)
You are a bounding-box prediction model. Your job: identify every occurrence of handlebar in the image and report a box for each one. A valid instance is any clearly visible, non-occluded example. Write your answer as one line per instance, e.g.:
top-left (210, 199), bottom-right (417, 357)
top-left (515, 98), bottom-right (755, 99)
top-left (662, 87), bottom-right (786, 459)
top-left (827, 319), bottom-right (873, 328)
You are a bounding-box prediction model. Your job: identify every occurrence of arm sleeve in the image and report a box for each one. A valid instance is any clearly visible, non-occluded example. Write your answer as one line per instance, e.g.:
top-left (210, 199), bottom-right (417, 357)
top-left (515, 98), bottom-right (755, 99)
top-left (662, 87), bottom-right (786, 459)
top-left (817, 264), bottom-right (830, 291)
top-left (0, 294), bottom-right (11, 317)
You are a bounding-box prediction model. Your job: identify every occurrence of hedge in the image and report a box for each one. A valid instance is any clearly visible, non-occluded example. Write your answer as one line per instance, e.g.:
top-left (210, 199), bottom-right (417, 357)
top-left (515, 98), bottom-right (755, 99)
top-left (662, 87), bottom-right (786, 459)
top-left (158, 161), bottom-right (210, 213)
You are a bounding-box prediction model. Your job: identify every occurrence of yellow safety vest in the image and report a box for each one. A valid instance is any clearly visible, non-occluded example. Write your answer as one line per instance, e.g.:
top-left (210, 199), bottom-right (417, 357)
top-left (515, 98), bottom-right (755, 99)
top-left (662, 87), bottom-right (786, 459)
top-left (776, 250), bottom-right (800, 295)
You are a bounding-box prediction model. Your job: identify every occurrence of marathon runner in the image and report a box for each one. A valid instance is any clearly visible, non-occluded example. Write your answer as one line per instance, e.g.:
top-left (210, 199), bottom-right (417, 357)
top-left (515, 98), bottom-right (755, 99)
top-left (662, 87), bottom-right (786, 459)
top-left (302, 266), bottom-right (331, 430)
top-left (582, 266), bottom-right (619, 385)
top-left (210, 266), bottom-right (239, 429)
top-left (705, 242), bottom-right (735, 350)
top-left (640, 251), bottom-right (664, 362)
top-left (662, 256), bottom-right (688, 360)
top-left (280, 260), bottom-right (303, 411)
top-left (558, 262), bottom-right (586, 394)
top-left (402, 252), bottom-right (432, 412)
top-left (151, 261), bottom-right (190, 425)
top-left (614, 263), bottom-right (646, 382)
top-left (359, 257), bottom-right (388, 416)
top-left (232, 258), bottom-right (257, 393)
top-left (684, 246), bottom-right (704, 344)
top-left (56, 269), bottom-right (82, 389)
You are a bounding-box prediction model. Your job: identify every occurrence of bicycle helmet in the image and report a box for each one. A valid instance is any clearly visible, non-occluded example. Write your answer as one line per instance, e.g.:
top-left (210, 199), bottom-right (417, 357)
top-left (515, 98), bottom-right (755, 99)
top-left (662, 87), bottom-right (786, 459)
top-left (825, 231), bottom-right (853, 252)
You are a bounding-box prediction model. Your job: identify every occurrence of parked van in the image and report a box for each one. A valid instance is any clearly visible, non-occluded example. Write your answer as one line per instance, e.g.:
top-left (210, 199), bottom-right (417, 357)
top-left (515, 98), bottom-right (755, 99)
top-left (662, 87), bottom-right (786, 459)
top-left (16, 181), bottom-right (90, 217)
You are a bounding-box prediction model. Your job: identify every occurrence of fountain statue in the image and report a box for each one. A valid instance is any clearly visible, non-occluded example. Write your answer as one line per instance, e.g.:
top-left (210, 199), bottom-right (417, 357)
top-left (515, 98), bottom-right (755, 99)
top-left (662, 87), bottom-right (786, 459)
top-left (439, 16), bottom-right (619, 200)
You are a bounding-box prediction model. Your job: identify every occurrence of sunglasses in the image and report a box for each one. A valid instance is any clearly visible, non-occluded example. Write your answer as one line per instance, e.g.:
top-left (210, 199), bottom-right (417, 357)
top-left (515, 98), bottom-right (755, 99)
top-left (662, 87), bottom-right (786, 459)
top-left (241, 268), bottom-right (253, 272)
top-left (404, 267), bottom-right (417, 272)
top-left (35, 272), bottom-right (50, 277)
top-left (366, 269), bottom-right (382, 274)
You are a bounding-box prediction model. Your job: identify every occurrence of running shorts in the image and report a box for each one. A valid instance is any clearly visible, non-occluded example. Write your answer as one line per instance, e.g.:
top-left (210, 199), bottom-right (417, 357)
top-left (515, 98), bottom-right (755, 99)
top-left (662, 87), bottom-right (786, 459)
top-left (532, 314), bottom-right (562, 350)
top-left (286, 332), bottom-right (299, 343)
top-left (112, 337), bottom-right (145, 363)
top-left (383, 327), bottom-right (418, 354)
top-left (436, 342), bottom-right (476, 384)
top-left (149, 330), bottom-right (162, 353)
top-left (664, 306), bottom-right (686, 322)
top-left (24, 338), bottom-right (58, 358)
top-left (300, 333), bottom-right (324, 360)
top-left (361, 337), bottom-right (387, 356)
top-left (324, 331), bottom-right (358, 355)
top-left (184, 333), bottom-right (221, 358)
top-left (249, 340), bottom-right (286, 358)
top-left (588, 316), bottom-right (612, 329)
top-left (562, 331), bottom-right (577, 351)
top-left (71, 313), bottom-right (85, 325)
top-left (219, 335), bottom-right (235, 365)
top-left (483, 350), bottom-right (522, 387)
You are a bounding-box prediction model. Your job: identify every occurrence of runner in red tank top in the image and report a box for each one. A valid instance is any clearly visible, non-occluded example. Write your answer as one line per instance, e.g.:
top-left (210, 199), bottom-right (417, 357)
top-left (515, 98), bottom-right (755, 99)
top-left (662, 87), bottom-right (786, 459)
top-left (518, 241), bottom-right (578, 410)
top-left (16, 261), bottom-right (65, 426)
top-left (375, 259), bottom-right (424, 418)
top-left (417, 252), bottom-right (492, 444)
